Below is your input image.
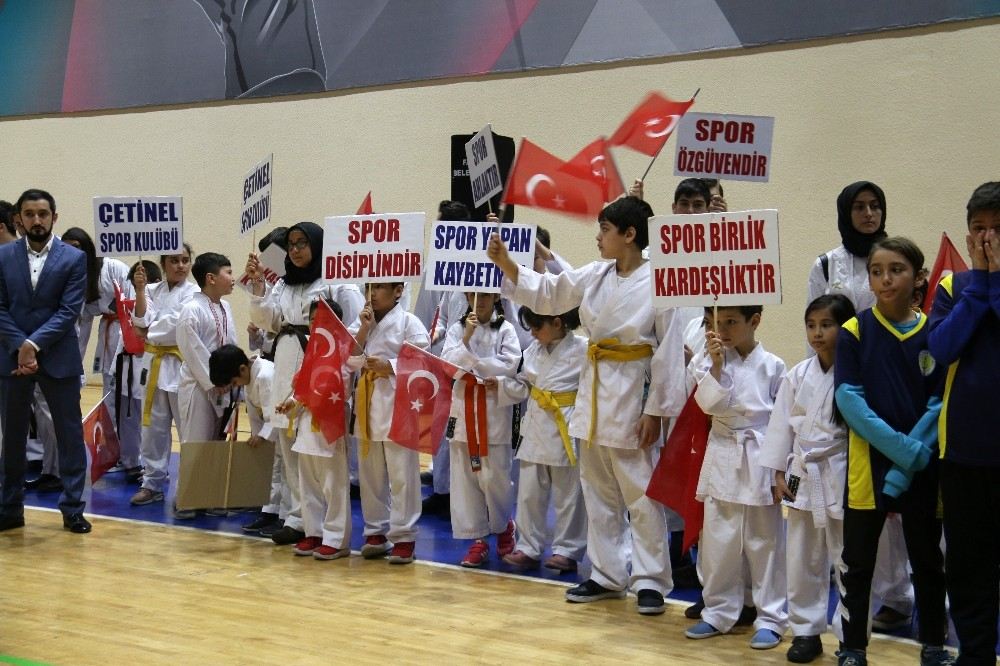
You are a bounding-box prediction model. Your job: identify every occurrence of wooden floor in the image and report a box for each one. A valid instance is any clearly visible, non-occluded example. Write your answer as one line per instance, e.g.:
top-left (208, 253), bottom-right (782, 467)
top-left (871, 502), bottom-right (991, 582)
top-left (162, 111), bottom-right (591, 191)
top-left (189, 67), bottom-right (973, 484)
top-left (0, 510), bottom-right (924, 666)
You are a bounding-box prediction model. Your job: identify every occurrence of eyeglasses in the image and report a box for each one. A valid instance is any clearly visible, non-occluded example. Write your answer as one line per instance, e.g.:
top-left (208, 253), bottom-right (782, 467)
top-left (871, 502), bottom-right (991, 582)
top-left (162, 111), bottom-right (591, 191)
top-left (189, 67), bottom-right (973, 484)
top-left (288, 240), bottom-right (310, 251)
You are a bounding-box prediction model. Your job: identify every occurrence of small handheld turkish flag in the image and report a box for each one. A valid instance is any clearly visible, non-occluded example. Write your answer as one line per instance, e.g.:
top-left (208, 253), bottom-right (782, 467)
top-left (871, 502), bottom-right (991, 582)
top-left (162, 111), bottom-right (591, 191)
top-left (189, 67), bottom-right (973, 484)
top-left (83, 397), bottom-right (121, 483)
top-left (501, 138), bottom-right (605, 218)
top-left (923, 232), bottom-right (968, 314)
top-left (292, 300), bottom-right (356, 443)
top-left (389, 343), bottom-right (463, 454)
top-left (561, 137), bottom-right (625, 203)
top-left (114, 282), bottom-right (145, 355)
top-left (357, 191), bottom-right (373, 215)
top-left (609, 92), bottom-right (695, 157)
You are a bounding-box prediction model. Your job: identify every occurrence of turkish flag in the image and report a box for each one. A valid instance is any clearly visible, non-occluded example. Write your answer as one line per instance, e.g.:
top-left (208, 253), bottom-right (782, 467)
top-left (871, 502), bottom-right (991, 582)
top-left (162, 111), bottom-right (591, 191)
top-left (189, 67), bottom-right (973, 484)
top-left (646, 392), bottom-right (709, 555)
top-left (502, 138), bottom-right (606, 218)
top-left (561, 137), bottom-right (625, 203)
top-left (609, 92), bottom-right (695, 157)
top-left (388, 343), bottom-right (463, 455)
top-left (922, 231), bottom-right (969, 314)
top-left (357, 191), bottom-right (373, 215)
top-left (114, 281), bottom-right (144, 355)
top-left (83, 399), bottom-right (121, 483)
top-left (292, 300), bottom-right (356, 443)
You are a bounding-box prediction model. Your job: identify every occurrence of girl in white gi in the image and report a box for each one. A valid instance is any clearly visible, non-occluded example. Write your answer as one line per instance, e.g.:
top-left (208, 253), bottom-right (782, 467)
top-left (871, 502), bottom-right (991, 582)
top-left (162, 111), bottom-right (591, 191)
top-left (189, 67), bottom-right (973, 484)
top-left (62, 228), bottom-right (141, 478)
top-left (246, 222), bottom-right (363, 545)
top-left (348, 283), bottom-right (429, 564)
top-left (441, 291), bottom-right (521, 568)
top-left (760, 295), bottom-right (856, 663)
top-left (683, 305), bottom-right (788, 648)
top-left (487, 196), bottom-right (686, 615)
top-left (806, 181), bottom-right (914, 634)
top-left (493, 306), bottom-right (587, 572)
top-left (273, 300), bottom-right (354, 561)
top-left (129, 245), bottom-right (196, 506)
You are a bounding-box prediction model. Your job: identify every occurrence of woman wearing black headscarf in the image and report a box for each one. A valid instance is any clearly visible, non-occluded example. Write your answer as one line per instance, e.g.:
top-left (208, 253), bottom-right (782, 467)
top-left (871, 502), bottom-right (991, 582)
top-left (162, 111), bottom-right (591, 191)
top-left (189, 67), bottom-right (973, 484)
top-left (246, 221), bottom-right (363, 545)
top-left (806, 181), bottom-right (888, 312)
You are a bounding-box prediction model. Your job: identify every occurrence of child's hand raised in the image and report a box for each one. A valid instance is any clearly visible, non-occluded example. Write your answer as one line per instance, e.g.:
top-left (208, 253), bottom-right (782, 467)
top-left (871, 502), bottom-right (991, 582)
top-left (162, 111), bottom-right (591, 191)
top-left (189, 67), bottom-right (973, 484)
top-left (275, 398), bottom-right (298, 415)
top-left (133, 264), bottom-right (147, 291)
top-left (985, 228), bottom-right (1000, 272)
top-left (486, 233), bottom-right (509, 264)
top-left (463, 312), bottom-right (479, 343)
top-left (967, 231), bottom-right (989, 271)
top-left (359, 304), bottom-right (374, 329)
top-left (245, 252), bottom-right (261, 279)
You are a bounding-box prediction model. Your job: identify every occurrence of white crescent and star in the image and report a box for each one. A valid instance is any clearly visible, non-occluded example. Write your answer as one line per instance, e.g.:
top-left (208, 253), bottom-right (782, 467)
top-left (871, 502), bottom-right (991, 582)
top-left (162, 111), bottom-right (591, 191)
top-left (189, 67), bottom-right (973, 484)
top-left (525, 173), bottom-right (555, 206)
top-left (644, 114), bottom-right (680, 139)
top-left (589, 155), bottom-right (606, 179)
top-left (406, 369), bottom-right (440, 399)
top-left (310, 366), bottom-right (339, 397)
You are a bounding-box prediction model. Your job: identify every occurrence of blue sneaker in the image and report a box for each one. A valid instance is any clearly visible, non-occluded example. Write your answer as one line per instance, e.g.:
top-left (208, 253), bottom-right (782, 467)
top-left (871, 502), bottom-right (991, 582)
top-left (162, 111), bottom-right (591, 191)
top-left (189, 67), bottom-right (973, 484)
top-left (749, 628), bottom-right (782, 649)
top-left (684, 621), bottom-right (722, 639)
top-left (836, 649), bottom-right (867, 666)
top-left (919, 645), bottom-right (956, 666)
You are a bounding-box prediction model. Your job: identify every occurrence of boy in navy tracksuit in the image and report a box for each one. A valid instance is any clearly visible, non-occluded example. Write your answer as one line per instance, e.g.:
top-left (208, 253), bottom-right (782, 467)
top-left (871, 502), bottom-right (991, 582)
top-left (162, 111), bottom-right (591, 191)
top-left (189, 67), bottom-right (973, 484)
top-left (928, 181), bottom-right (1000, 666)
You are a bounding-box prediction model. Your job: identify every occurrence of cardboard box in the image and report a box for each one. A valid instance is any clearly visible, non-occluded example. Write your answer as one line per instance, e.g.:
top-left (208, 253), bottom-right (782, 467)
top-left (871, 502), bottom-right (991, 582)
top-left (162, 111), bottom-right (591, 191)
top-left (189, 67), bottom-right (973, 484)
top-left (175, 440), bottom-right (275, 511)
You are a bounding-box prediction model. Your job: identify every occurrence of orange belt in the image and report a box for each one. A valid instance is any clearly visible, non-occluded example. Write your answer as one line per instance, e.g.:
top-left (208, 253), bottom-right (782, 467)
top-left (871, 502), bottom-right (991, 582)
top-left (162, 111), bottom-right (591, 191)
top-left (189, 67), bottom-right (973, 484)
top-left (464, 381), bottom-right (489, 462)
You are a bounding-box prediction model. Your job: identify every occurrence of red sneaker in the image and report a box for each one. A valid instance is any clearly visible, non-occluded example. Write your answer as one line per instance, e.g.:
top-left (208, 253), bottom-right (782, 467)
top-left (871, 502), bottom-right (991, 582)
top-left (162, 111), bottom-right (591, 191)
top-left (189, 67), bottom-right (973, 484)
top-left (361, 534), bottom-right (391, 559)
top-left (293, 536), bottom-right (322, 556)
top-left (313, 545), bottom-right (349, 560)
top-left (387, 541), bottom-right (415, 564)
top-left (496, 519), bottom-right (516, 557)
top-left (461, 540), bottom-right (490, 568)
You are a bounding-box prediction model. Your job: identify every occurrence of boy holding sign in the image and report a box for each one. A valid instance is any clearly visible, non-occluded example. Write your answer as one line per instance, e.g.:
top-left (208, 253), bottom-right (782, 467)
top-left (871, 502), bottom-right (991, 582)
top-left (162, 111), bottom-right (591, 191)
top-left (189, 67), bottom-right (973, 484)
top-left (487, 196), bottom-right (687, 615)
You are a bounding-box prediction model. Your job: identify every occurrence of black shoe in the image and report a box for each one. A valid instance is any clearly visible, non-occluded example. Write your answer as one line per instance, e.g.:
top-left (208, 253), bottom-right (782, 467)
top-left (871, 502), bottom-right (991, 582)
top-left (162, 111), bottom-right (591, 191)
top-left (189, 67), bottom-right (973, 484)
top-left (62, 513), bottom-right (92, 534)
top-left (684, 598), bottom-right (705, 619)
top-left (836, 648), bottom-right (867, 666)
top-left (0, 514), bottom-right (25, 532)
top-left (349, 484), bottom-right (361, 500)
top-left (565, 579), bottom-right (626, 603)
top-left (637, 589), bottom-right (665, 615)
top-left (124, 467), bottom-right (144, 484)
top-left (421, 492), bottom-right (450, 518)
top-left (25, 473), bottom-right (63, 492)
top-left (871, 605), bottom-right (910, 632)
top-left (787, 635), bottom-right (823, 663)
top-left (259, 519), bottom-right (285, 538)
top-left (735, 605), bottom-right (758, 627)
top-left (270, 525), bottom-right (305, 545)
top-left (420, 470), bottom-right (433, 486)
top-left (242, 512), bottom-right (280, 534)
top-left (672, 563), bottom-right (702, 589)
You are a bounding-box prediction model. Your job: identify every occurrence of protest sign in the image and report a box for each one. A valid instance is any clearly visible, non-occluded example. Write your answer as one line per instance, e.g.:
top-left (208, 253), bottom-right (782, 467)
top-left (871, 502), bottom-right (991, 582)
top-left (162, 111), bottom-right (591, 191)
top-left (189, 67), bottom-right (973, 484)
top-left (465, 124), bottom-right (503, 209)
top-left (673, 113), bottom-right (774, 182)
top-left (93, 196), bottom-right (183, 257)
top-left (240, 153), bottom-right (273, 235)
top-left (425, 221), bottom-right (535, 293)
top-left (323, 212), bottom-right (425, 284)
top-left (648, 209), bottom-right (781, 307)
top-left (237, 243), bottom-right (286, 294)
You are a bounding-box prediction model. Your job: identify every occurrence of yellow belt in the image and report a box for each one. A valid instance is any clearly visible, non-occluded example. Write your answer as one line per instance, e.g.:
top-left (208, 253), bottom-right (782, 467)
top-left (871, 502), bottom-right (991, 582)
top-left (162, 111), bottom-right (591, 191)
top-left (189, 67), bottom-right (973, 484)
top-left (142, 343), bottom-right (182, 427)
top-left (356, 369), bottom-right (377, 458)
top-left (529, 386), bottom-right (578, 465)
top-left (586, 339), bottom-right (653, 445)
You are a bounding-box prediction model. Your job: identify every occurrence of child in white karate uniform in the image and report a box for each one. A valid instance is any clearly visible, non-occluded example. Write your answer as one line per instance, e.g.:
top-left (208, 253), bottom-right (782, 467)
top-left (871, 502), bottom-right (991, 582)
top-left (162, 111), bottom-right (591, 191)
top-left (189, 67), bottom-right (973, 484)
top-left (494, 305), bottom-right (587, 572)
top-left (760, 295), bottom-right (856, 663)
top-left (684, 305), bottom-right (789, 649)
top-left (442, 291), bottom-right (521, 568)
top-left (348, 283), bottom-right (429, 564)
top-left (246, 222), bottom-right (363, 546)
top-left (129, 246), bottom-right (196, 506)
top-left (487, 196), bottom-right (687, 615)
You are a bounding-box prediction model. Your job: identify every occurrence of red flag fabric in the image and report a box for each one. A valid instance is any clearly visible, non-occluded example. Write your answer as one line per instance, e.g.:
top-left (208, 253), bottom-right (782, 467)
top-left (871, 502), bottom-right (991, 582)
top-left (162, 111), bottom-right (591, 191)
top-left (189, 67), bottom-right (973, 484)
top-left (561, 137), bottom-right (626, 203)
top-left (292, 300), bottom-right (356, 443)
top-left (388, 343), bottom-right (463, 455)
top-left (83, 399), bottom-right (121, 483)
top-left (646, 392), bottom-right (709, 555)
top-left (501, 138), bottom-right (606, 218)
top-left (922, 231), bottom-right (968, 314)
top-left (609, 92), bottom-right (695, 157)
top-left (357, 191), bottom-right (373, 215)
top-left (114, 282), bottom-right (145, 354)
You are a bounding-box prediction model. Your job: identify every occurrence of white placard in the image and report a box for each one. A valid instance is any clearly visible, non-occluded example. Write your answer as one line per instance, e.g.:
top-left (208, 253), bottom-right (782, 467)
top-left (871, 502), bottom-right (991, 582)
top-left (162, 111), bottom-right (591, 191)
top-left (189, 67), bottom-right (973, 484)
top-left (465, 124), bottom-right (503, 208)
top-left (93, 196), bottom-right (184, 257)
top-left (323, 212), bottom-right (425, 284)
top-left (648, 209), bottom-right (781, 307)
top-left (673, 112), bottom-right (774, 183)
top-left (240, 154), bottom-right (272, 236)
top-left (425, 221), bottom-right (535, 293)
top-left (237, 243), bottom-right (287, 294)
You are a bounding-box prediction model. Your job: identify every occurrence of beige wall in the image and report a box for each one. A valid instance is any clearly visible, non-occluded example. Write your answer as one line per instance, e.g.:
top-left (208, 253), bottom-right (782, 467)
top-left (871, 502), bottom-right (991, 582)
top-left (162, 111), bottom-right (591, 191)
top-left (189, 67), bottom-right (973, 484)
top-left (3, 18), bottom-right (998, 371)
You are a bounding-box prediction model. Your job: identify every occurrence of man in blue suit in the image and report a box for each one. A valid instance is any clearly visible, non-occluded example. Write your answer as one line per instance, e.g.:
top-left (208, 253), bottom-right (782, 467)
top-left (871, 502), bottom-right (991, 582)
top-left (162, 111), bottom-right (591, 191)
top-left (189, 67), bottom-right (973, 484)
top-left (0, 189), bottom-right (91, 533)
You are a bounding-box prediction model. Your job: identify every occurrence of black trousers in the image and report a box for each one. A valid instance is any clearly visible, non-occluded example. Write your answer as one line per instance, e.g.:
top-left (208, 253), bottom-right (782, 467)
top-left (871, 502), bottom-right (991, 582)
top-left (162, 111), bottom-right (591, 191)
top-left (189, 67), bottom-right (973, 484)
top-left (941, 460), bottom-right (1000, 665)
top-left (839, 463), bottom-right (946, 650)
